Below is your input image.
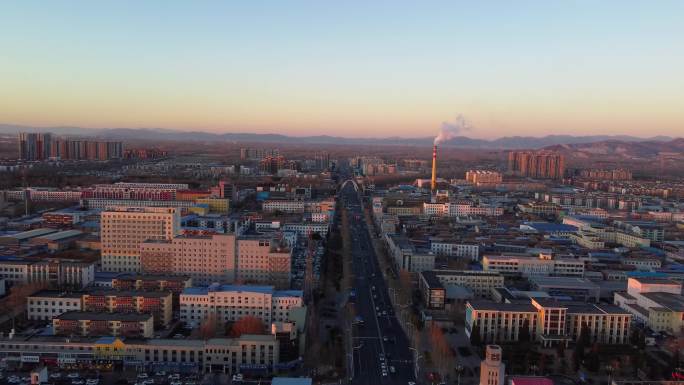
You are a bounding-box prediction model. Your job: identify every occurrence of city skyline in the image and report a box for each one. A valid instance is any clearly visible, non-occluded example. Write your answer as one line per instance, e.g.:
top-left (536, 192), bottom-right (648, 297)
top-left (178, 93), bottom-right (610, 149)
top-left (2, 1), bottom-right (683, 139)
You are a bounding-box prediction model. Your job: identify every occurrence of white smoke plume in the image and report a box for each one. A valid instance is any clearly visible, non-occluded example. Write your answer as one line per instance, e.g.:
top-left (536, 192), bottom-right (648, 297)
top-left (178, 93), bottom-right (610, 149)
top-left (434, 114), bottom-right (471, 145)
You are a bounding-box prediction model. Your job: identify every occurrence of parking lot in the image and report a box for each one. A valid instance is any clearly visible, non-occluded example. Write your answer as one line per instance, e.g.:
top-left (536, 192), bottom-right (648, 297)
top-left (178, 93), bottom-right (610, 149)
top-left (0, 367), bottom-right (203, 385)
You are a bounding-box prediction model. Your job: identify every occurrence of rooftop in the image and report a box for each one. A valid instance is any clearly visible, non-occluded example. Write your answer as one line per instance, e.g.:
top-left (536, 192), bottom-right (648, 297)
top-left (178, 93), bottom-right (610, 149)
top-left (55, 311), bottom-right (152, 322)
top-left (182, 284), bottom-right (302, 298)
top-left (640, 292), bottom-right (684, 312)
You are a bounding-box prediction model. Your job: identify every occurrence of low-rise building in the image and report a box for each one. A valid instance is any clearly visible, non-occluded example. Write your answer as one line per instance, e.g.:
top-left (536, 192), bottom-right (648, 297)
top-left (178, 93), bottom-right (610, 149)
top-left (529, 276), bottom-right (601, 303)
top-left (614, 277), bottom-right (684, 334)
top-left (27, 291), bottom-right (83, 321)
top-left (483, 255), bottom-right (584, 277)
top-left (0, 333), bottom-right (279, 375)
top-left (419, 270), bottom-right (504, 309)
top-left (83, 290), bottom-right (173, 327)
top-left (430, 241), bottom-right (479, 261)
top-left (466, 298), bottom-right (631, 346)
top-left (385, 234), bottom-right (435, 273)
top-left (180, 284), bottom-right (303, 328)
top-left (53, 312), bottom-right (154, 338)
top-left (0, 258), bottom-right (95, 288)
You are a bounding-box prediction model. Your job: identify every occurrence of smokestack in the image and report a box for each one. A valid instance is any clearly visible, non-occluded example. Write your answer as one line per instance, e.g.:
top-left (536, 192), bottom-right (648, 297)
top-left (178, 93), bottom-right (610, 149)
top-left (431, 144), bottom-right (437, 192)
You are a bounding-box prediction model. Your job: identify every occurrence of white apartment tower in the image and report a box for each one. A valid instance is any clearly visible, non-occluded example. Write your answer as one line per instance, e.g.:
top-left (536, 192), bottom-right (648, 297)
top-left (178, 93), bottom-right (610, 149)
top-left (101, 206), bottom-right (180, 272)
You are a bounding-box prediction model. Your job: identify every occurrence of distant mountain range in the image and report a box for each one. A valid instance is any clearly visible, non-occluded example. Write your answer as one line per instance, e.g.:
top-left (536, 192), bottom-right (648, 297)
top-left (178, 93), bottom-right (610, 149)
top-left (545, 138), bottom-right (684, 159)
top-left (0, 123), bottom-right (679, 150)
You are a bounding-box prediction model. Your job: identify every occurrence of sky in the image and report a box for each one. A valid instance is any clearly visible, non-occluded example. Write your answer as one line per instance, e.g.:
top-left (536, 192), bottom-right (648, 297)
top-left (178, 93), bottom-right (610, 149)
top-left (1, 1), bottom-right (683, 139)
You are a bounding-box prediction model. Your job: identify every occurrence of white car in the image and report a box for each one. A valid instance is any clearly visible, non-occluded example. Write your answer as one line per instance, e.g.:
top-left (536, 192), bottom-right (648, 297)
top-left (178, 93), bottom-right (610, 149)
top-left (137, 373), bottom-right (149, 379)
top-left (67, 373), bottom-right (80, 379)
top-left (168, 374), bottom-right (181, 380)
top-left (72, 380), bottom-right (85, 385)
top-left (86, 379), bottom-right (100, 385)
top-left (381, 370), bottom-right (388, 377)
top-left (50, 373), bottom-right (63, 379)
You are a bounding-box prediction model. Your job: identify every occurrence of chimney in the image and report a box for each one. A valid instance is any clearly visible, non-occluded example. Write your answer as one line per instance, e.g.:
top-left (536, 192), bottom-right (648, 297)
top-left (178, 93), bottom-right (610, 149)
top-left (431, 144), bottom-right (437, 192)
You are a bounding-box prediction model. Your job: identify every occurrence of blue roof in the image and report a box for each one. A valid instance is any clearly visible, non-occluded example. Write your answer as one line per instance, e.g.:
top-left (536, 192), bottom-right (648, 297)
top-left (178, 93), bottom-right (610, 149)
top-left (183, 285), bottom-right (303, 297)
top-left (95, 336), bottom-right (121, 344)
top-left (183, 284), bottom-right (275, 295)
top-left (640, 246), bottom-right (666, 257)
top-left (274, 290), bottom-right (304, 297)
top-left (271, 378), bottom-right (312, 385)
top-left (523, 222), bottom-right (578, 233)
top-left (625, 271), bottom-right (667, 278)
top-left (94, 271), bottom-right (123, 280)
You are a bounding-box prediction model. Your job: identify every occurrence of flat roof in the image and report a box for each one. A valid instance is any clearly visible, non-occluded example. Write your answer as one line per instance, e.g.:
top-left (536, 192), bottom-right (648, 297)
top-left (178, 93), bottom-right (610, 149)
top-left (467, 300), bottom-right (536, 313)
top-left (630, 277), bottom-right (680, 285)
top-left (56, 311), bottom-right (152, 322)
top-left (29, 290), bottom-right (82, 299)
top-left (1, 228), bottom-right (58, 240)
top-left (641, 292), bottom-right (684, 312)
top-left (530, 276), bottom-right (599, 290)
top-left (35, 230), bottom-right (83, 241)
top-left (116, 273), bottom-right (191, 281)
top-left (183, 285), bottom-right (302, 298)
top-left (271, 378), bottom-right (313, 385)
top-left (84, 289), bottom-right (171, 298)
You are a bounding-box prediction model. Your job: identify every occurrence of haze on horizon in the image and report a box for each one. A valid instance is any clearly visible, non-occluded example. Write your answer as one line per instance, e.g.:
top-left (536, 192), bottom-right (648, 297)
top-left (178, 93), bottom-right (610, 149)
top-left (1, 1), bottom-right (683, 140)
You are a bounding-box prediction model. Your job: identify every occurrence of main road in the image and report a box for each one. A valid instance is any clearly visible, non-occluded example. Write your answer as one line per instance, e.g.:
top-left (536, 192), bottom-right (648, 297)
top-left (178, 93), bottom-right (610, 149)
top-left (340, 180), bottom-right (415, 385)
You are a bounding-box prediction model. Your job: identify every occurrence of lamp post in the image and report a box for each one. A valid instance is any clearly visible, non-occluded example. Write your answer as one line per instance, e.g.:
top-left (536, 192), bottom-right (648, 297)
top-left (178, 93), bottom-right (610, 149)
top-left (606, 365), bottom-right (614, 385)
top-left (409, 347), bottom-right (423, 382)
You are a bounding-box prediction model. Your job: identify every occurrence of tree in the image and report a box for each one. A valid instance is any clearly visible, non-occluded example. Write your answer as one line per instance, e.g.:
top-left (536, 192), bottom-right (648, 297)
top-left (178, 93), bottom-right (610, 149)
top-left (470, 323), bottom-right (482, 346)
top-left (429, 324), bottom-right (454, 379)
top-left (229, 315), bottom-right (266, 337)
top-left (519, 319), bottom-right (531, 343)
top-left (198, 313), bottom-right (219, 339)
top-left (0, 282), bottom-right (46, 327)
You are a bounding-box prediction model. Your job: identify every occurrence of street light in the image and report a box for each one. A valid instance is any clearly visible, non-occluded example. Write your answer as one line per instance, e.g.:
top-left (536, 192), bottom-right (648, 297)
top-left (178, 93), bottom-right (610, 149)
top-left (455, 364), bottom-right (464, 385)
top-left (409, 347), bottom-right (423, 382)
top-left (606, 365), bottom-right (614, 385)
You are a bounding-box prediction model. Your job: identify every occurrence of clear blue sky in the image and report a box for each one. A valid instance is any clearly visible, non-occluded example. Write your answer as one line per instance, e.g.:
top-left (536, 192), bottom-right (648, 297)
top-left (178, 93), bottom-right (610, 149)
top-left (1, 1), bottom-right (682, 138)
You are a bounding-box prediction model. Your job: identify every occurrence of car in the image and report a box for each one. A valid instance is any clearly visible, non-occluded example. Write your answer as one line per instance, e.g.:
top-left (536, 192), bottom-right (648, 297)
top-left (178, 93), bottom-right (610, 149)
top-left (8, 376), bottom-right (20, 384)
top-left (68, 373), bottom-right (80, 379)
top-left (232, 374), bottom-right (243, 381)
top-left (390, 366), bottom-right (396, 373)
top-left (154, 371), bottom-right (166, 377)
top-left (86, 379), bottom-right (99, 385)
top-left (382, 311), bottom-right (387, 316)
top-left (72, 380), bottom-right (85, 385)
top-left (375, 306), bottom-right (380, 311)
top-left (168, 374), bottom-right (180, 380)
top-left (50, 373), bottom-right (63, 379)
top-left (379, 354), bottom-right (385, 361)
top-left (383, 336), bottom-right (388, 342)
top-left (137, 373), bottom-right (149, 379)
top-left (381, 370), bottom-right (388, 377)
top-left (170, 382), bottom-right (182, 385)
top-left (408, 382), bottom-right (416, 385)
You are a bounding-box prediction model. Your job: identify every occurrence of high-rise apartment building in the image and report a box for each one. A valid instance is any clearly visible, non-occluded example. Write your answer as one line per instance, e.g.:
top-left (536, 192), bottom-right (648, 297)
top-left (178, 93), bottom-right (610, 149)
top-left (18, 133), bottom-right (122, 161)
top-left (507, 151), bottom-right (565, 179)
top-left (140, 234), bottom-right (237, 285)
top-left (236, 237), bottom-right (291, 289)
top-left (101, 207), bottom-right (181, 272)
top-left (465, 170), bottom-right (503, 185)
